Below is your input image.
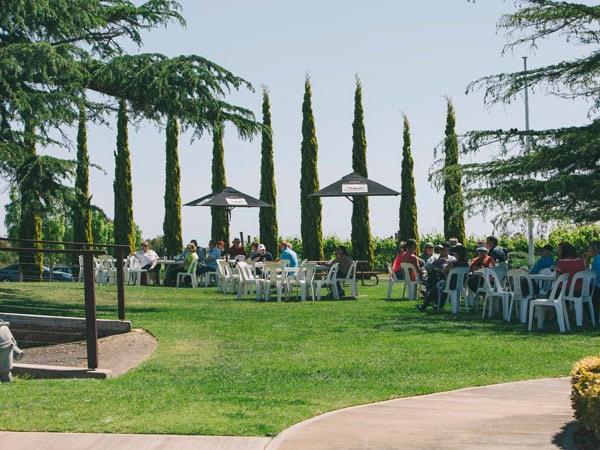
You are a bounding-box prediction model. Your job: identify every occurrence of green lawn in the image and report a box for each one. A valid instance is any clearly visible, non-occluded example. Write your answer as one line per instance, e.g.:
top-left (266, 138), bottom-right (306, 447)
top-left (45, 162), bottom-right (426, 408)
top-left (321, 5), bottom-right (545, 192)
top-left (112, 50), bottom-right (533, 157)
top-left (0, 281), bottom-right (598, 436)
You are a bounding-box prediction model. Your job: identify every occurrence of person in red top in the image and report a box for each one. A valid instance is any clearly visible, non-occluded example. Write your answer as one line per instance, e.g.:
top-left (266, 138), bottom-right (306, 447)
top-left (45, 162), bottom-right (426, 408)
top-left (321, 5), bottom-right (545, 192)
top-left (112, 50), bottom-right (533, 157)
top-left (392, 241), bottom-right (407, 279)
top-left (467, 246), bottom-right (495, 293)
top-left (556, 241), bottom-right (585, 294)
top-left (401, 239), bottom-right (424, 282)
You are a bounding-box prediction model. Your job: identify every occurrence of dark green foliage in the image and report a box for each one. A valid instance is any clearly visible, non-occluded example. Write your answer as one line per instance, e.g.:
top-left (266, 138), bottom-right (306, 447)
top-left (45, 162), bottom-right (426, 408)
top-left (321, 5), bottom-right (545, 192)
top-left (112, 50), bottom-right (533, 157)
top-left (162, 115), bottom-right (183, 257)
top-left (17, 122), bottom-right (43, 281)
top-left (259, 88), bottom-right (278, 256)
top-left (113, 99), bottom-right (135, 251)
top-left (462, 0), bottom-right (600, 224)
top-left (0, 1), bottom-right (261, 252)
top-left (71, 106), bottom-right (93, 274)
top-left (351, 79), bottom-right (374, 267)
top-left (211, 122), bottom-right (229, 243)
top-left (442, 99), bottom-right (466, 243)
top-left (398, 114), bottom-right (419, 245)
top-left (300, 76), bottom-right (323, 261)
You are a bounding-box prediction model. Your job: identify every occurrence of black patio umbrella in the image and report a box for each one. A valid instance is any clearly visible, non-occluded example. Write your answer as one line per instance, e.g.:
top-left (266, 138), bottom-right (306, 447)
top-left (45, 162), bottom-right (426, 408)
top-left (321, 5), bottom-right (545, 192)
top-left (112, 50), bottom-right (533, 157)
top-left (310, 172), bottom-right (400, 262)
top-left (309, 172), bottom-right (400, 201)
top-left (183, 186), bottom-right (272, 222)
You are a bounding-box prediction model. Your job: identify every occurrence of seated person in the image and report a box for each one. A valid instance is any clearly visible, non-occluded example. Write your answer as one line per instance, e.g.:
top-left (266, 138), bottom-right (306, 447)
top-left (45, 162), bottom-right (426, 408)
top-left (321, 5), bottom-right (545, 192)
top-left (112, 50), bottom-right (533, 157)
top-left (247, 242), bottom-right (259, 261)
top-left (277, 241), bottom-right (298, 267)
top-left (585, 240), bottom-right (600, 317)
top-left (467, 246), bottom-right (495, 293)
top-left (329, 245), bottom-right (353, 297)
top-left (227, 238), bottom-right (246, 259)
top-left (401, 239), bottom-right (425, 282)
top-left (163, 242), bottom-right (199, 287)
top-left (486, 235), bottom-right (506, 264)
top-left (529, 244), bottom-right (556, 274)
top-left (197, 239), bottom-right (222, 278)
top-left (418, 245), bottom-right (469, 311)
top-left (556, 241), bottom-right (585, 295)
top-left (426, 242), bottom-right (456, 272)
top-left (419, 242), bottom-right (434, 263)
top-left (252, 244), bottom-right (273, 262)
top-left (524, 244), bottom-right (555, 295)
top-left (392, 241), bottom-right (407, 279)
top-left (131, 240), bottom-right (161, 285)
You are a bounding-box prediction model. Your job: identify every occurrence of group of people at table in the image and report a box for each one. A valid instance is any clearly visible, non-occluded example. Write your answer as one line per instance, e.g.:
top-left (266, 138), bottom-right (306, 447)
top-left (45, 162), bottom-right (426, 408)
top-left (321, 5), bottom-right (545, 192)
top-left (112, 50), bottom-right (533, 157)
top-left (391, 236), bottom-right (600, 317)
top-left (129, 238), bottom-right (301, 287)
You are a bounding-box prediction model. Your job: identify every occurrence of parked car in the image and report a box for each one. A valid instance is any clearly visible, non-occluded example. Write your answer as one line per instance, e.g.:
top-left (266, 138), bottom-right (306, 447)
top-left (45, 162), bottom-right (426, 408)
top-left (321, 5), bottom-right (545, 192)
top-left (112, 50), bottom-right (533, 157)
top-left (0, 264), bottom-right (74, 282)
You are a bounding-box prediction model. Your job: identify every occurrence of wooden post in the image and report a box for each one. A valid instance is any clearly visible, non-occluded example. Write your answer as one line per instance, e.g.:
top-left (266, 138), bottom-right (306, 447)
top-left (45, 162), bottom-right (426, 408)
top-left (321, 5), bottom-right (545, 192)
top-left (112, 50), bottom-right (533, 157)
top-left (83, 252), bottom-right (98, 370)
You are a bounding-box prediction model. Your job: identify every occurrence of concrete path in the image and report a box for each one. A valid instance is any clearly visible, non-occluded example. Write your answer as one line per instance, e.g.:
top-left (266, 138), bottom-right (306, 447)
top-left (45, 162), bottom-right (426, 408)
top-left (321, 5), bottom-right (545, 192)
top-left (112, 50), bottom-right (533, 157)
top-left (1, 378), bottom-right (576, 450)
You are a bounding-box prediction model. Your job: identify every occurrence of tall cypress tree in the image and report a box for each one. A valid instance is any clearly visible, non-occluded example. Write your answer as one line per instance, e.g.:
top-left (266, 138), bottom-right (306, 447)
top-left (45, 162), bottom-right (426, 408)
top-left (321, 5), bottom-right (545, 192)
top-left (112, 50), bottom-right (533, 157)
top-left (163, 114), bottom-right (183, 257)
top-left (211, 121), bottom-right (228, 243)
top-left (113, 99), bottom-right (135, 251)
top-left (72, 105), bottom-right (93, 273)
top-left (442, 98), bottom-right (466, 244)
top-left (259, 87), bottom-right (278, 255)
top-left (18, 120), bottom-right (43, 281)
top-left (300, 75), bottom-right (323, 261)
top-left (398, 113), bottom-right (419, 245)
top-left (351, 78), bottom-right (374, 267)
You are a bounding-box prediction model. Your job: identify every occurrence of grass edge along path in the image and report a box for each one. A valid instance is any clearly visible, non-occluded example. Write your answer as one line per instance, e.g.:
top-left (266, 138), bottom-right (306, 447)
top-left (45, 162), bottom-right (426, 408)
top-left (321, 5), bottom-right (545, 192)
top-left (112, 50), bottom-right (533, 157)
top-left (0, 282), bottom-right (598, 436)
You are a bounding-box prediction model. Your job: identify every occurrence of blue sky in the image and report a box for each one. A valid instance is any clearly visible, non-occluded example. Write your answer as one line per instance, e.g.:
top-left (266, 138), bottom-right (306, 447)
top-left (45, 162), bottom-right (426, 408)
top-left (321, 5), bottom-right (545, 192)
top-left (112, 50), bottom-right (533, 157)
top-left (0, 1), bottom-right (592, 246)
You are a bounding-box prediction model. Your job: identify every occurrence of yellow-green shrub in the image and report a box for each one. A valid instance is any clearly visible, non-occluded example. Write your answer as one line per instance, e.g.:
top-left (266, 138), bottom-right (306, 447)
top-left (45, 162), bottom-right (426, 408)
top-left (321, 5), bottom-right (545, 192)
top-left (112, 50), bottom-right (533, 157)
top-left (571, 355), bottom-right (600, 437)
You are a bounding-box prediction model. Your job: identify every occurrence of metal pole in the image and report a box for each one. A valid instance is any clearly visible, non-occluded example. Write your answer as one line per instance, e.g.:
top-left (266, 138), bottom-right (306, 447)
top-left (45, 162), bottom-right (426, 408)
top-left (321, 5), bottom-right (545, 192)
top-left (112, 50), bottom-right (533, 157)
top-left (83, 252), bottom-right (98, 369)
top-left (523, 57), bottom-right (535, 267)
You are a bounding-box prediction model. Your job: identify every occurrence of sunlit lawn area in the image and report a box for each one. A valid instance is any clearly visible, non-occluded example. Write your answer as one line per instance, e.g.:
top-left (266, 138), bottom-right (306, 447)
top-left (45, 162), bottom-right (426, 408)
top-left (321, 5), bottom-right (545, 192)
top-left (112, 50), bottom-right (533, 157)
top-left (0, 280), bottom-right (598, 436)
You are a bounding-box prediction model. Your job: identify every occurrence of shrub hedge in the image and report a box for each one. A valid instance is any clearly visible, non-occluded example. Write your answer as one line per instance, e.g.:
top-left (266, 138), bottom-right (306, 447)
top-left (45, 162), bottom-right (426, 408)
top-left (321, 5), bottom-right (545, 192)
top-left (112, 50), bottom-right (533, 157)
top-left (571, 355), bottom-right (600, 441)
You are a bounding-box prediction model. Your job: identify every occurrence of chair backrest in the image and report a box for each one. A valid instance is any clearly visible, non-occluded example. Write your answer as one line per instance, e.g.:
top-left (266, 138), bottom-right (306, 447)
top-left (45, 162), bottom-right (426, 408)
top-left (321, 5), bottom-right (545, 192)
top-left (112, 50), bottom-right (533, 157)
top-left (324, 263), bottom-right (339, 281)
top-left (345, 261), bottom-right (358, 280)
top-left (264, 262), bottom-right (285, 281)
top-left (236, 261), bottom-right (252, 281)
top-left (548, 273), bottom-right (570, 301)
top-left (216, 259), bottom-right (228, 276)
top-left (402, 262), bottom-right (419, 282)
top-left (507, 269), bottom-right (527, 298)
top-left (492, 265), bottom-right (508, 288)
top-left (444, 267), bottom-right (469, 293)
top-left (568, 270), bottom-right (596, 298)
top-left (386, 263), bottom-right (399, 282)
top-left (234, 255), bottom-right (246, 261)
top-left (187, 259), bottom-right (198, 274)
top-left (128, 255), bottom-right (141, 270)
top-left (482, 268), bottom-right (507, 294)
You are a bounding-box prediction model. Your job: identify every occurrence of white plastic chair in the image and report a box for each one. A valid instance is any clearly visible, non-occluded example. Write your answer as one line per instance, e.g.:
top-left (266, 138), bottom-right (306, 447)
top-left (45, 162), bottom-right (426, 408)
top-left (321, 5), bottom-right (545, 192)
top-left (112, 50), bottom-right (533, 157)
top-left (336, 260), bottom-right (358, 299)
top-left (564, 270), bottom-right (596, 327)
top-left (216, 260), bottom-right (239, 294)
top-left (481, 268), bottom-right (514, 320)
top-left (506, 269), bottom-right (535, 323)
top-left (236, 261), bottom-right (260, 300)
top-left (386, 263), bottom-right (403, 300)
top-left (401, 263), bottom-right (424, 300)
top-left (127, 256), bottom-right (147, 286)
top-left (287, 263), bottom-right (316, 301)
top-left (528, 273), bottom-right (570, 332)
top-left (438, 267), bottom-right (470, 313)
top-left (313, 263), bottom-right (339, 300)
top-left (176, 259), bottom-right (198, 288)
top-left (258, 262), bottom-right (286, 301)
